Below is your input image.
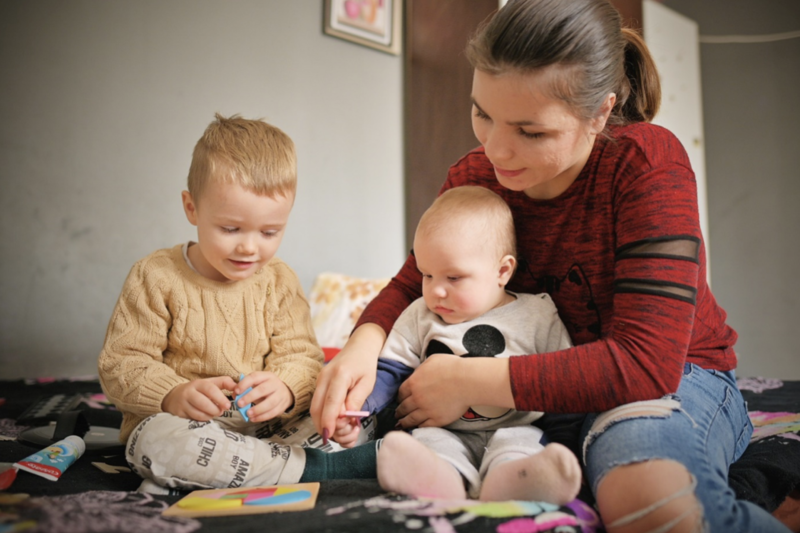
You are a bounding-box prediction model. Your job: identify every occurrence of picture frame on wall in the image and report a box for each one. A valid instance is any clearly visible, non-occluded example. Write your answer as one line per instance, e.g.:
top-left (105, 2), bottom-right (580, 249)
top-left (323, 0), bottom-right (402, 55)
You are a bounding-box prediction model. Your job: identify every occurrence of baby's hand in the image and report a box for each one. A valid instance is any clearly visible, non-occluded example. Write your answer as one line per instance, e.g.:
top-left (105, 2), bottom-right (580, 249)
top-left (162, 376), bottom-right (236, 421)
top-left (331, 414), bottom-right (362, 448)
top-left (234, 371), bottom-right (294, 423)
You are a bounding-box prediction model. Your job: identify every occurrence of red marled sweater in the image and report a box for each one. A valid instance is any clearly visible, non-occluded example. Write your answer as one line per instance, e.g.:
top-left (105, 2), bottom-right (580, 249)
top-left (357, 122), bottom-right (738, 414)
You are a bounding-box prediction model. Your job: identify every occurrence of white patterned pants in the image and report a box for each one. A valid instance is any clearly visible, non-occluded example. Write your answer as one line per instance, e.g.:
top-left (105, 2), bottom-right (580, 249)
top-left (126, 409), bottom-right (374, 490)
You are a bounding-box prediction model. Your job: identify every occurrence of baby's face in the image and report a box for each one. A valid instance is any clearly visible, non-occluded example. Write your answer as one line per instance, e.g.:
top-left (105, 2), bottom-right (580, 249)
top-left (183, 180), bottom-right (293, 282)
top-left (415, 228), bottom-right (509, 324)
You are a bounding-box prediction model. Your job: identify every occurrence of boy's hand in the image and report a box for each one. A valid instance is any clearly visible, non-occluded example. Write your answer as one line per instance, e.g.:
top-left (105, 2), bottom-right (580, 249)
top-left (162, 376), bottom-right (236, 421)
top-left (331, 414), bottom-right (362, 448)
top-left (234, 372), bottom-right (294, 423)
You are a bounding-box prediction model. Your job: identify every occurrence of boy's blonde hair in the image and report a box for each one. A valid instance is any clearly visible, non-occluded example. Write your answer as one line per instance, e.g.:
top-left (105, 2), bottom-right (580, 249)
top-left (416, 186), bottom-right (516, 259)
top-left (187, 113), bottom-right (296, 200)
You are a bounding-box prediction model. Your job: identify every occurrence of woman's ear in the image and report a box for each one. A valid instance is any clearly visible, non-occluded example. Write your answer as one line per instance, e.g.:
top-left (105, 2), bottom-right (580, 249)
top-left (182, 191), bottom-right (198, 226)
top-left (498, 255), bottom-right (517, 287)
top-left (590, 92), bottom-right (617, 134)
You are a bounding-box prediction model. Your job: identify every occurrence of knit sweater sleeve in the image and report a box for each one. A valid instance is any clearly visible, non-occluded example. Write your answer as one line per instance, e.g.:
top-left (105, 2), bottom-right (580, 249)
top-left (509, 129), bottom-right (706, 413)
top-left (265, 261), bottom-right (324, 419)
top-left (98, 255), bottom-right (189, 419)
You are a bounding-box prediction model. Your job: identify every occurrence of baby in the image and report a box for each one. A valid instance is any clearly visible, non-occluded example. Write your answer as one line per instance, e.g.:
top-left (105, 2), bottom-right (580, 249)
top-left (335, 186), bottom-right (581, 503)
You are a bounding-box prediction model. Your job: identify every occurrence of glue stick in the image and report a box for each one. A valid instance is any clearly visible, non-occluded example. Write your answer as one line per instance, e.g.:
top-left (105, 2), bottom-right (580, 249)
top-left (14, 435), bottom-right (85, 481)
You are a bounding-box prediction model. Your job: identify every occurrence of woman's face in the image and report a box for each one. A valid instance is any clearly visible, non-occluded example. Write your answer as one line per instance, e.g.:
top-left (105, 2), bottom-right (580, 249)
top-left (471, 68), bottom-right (609, 200)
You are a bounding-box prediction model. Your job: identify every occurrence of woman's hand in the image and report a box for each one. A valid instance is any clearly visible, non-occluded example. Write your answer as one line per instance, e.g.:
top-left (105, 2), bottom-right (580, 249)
top-left (310, 323), bottom-right (387, 439)
top-left (161, 376), bottom-right (237, 421)
top-left (396, 354), bottom-right (515, 429)
top-left (395, 354), bottom-right (469, 428)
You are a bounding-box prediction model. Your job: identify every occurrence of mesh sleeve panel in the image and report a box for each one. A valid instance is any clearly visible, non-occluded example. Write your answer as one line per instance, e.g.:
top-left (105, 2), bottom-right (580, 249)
top-left (614, 237), bottom-right (700, 304)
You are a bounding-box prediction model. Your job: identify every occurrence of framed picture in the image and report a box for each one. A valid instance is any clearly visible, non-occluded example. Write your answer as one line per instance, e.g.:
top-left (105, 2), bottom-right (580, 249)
top-left (323, 0), bottom-right (402, 55)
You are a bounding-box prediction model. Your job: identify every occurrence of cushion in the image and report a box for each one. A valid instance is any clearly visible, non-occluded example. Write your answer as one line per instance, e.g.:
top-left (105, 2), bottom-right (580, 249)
top-left (308, 272), bottom-right (391, 355)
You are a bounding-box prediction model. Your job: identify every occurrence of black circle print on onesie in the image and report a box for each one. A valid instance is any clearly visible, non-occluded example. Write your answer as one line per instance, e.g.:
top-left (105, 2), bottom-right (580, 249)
top-left (462, 325), bottom-right (506, 357)
top-left (423, 325), bottom-right (506, 358)
top-left (424, 325), bottom-right (508, 420)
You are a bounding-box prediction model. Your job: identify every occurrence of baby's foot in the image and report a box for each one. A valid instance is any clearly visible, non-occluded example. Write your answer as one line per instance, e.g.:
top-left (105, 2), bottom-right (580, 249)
top-left (377, 431), bottom-right (466, 499)
top-left (479, 442), bottom-right (581, 504)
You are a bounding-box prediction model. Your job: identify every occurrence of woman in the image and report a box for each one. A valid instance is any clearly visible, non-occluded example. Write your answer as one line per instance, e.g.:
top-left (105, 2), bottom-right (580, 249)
top-left (312, 1), bottom-right (789, 531)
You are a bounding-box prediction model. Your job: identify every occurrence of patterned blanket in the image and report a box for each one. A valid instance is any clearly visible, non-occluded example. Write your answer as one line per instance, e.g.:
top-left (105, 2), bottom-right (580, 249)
top-left (730, 377), bottom-right (800, 513)
top-left (1, 377), bottom-right (798, 533)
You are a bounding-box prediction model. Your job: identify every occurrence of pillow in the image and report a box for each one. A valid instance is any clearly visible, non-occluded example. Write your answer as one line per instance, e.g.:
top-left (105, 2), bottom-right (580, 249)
top-left (308, 272), bottom-right (391, 356)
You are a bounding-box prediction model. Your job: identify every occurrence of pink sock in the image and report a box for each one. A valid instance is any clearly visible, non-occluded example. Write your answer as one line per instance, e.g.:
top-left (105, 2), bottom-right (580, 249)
top-left (479, 442), bottom-right (582, 504)
top-left (377, 431), bottom-right (467, 499)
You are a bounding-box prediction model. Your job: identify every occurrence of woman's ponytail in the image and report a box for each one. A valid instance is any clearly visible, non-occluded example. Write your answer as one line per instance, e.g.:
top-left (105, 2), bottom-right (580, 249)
top-left (613, 28), bottom-right (661, 124)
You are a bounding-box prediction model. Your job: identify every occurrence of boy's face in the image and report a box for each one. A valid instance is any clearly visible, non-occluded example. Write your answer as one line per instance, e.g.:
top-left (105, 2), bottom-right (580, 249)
top-left (414, 222), bottom-right (514, 324)
top-left (182, 179), bottom-right (294, 282)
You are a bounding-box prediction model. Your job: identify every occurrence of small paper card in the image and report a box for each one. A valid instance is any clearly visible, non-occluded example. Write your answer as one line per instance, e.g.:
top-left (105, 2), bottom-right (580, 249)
top-left (162, 482), bottom-right (320, 518)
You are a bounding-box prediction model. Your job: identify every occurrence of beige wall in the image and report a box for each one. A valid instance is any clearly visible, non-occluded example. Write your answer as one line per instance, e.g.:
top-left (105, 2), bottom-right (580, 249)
top-left (2, 1), bottom-right (797, 381)
top-left (0, 1), bottom-right (404, 378)
top-left (664, 0), bottom-right (800, 379)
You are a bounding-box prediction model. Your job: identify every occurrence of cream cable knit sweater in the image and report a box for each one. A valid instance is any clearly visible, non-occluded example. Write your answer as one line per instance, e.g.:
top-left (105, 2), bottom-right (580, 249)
top-left (98, 244), bottom-right (323, 442)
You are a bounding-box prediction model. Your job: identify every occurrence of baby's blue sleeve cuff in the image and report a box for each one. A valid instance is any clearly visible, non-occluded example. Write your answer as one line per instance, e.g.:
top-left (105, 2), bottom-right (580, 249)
top-left (362, 359), bottom-right (414, 414)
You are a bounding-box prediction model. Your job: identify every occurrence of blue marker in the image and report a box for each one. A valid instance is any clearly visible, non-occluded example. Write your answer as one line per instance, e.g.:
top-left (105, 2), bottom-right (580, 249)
top-left (235, 373), bottom-right (253, 422)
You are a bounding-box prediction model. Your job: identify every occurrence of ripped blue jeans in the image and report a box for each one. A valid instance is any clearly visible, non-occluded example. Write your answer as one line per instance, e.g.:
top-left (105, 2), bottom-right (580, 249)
top-left (580, 363), bottom-right (790, 532)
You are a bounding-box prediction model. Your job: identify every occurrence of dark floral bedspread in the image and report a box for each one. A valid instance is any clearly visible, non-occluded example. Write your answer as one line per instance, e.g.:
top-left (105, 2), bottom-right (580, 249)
top-left (0, 377), bottom-right (798, 533)
top-left (730, 377), bottom-right (800, 512)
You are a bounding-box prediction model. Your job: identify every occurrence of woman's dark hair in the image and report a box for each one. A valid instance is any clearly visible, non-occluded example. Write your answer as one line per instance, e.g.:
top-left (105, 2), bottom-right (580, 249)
top-left (466, 0), bottom-right (660, 125)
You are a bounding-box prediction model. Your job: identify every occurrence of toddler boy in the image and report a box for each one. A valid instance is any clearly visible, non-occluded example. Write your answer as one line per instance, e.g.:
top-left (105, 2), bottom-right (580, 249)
top-left (99, 114), bottom-right (375, 492)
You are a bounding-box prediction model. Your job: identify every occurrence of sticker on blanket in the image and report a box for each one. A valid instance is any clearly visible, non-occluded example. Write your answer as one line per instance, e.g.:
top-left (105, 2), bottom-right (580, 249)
top-left (749, 411), bottom-right (800, 442)
top-left (326, 494), bottom-right (599, 533)
top-left (496, 512), bottom-right (577, 533)
top-left (162, 482), bottom-right (319, 518)
top-left (0, 419), bottom-right (29, 440)
top-left (1, 491), bottom-right (199, 533)
top-left (737, 377), bottom-right (783, 394)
